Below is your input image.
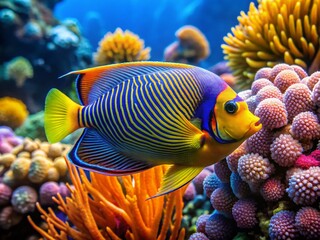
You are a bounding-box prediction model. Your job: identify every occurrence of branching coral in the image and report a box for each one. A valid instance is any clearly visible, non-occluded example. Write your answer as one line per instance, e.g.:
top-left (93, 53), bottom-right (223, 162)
top-left (94, 28), bottom-right (151, 65)
top-left (0, 97), bottom-right (28, 129)
top-left (222, 0), bottom-right (320, 89)
top-left (29, 160), bottom-right (186, 240)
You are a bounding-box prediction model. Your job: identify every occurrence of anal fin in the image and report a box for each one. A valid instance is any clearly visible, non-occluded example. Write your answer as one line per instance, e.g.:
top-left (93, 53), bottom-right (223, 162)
top-left (150, 165), bottom-right (204, 198)
top-left (68, 129), bottom-right (154, 175)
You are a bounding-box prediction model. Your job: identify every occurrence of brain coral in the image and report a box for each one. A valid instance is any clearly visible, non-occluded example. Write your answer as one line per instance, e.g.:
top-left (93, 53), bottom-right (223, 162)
top-left (0, 97), bottom-right (28, 129)
top-left (222, 0), bottom-right (320, 89)
top-left (94, 28), bottom-right (150, 65)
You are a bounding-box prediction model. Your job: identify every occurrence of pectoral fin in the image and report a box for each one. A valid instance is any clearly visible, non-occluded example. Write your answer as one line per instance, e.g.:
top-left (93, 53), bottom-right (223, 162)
top-left (150, 165), bottom-right (204, 199)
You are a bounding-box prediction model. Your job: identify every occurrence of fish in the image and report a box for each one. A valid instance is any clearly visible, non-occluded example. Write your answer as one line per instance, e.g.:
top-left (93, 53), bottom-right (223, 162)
top-left (44, 61), bottom-right (262, 197)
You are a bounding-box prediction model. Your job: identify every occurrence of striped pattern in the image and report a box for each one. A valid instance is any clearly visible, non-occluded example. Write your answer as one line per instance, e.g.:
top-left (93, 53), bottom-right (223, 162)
top-left (81, 67), bottom-right (205, 164)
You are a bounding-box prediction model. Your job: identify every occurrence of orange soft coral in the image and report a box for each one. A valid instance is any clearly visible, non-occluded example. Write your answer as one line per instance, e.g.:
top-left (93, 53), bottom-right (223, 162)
top-left (94, 28), bottom-right (151, 65)
top-left (165, 25), bottom-right (210, 64)
top-left (29, 159), bottom-right (186, 240)
top-left (222, 0), bottom-right (320, 89)
top-left (0, 97), bottom-right (28, 129)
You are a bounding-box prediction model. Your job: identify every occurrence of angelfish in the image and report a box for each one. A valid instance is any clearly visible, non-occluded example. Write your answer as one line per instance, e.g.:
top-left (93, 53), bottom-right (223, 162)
top-left (44, 61), bottom-right (262, 197)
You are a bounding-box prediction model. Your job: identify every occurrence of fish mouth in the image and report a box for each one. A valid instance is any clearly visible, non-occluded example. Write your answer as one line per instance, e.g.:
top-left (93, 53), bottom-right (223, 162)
top-left (224, 120), bottom-right (262, 141)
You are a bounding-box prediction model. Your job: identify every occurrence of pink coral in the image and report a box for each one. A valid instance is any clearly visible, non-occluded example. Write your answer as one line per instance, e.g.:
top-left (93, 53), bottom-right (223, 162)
top-left (269, 64), bottom-right (292, 82)
top-left (255, 98), bottom-right (288, 130)
top-left (245, 96), bottom-right (257, 113)
top-left (270, 134), bottom-right (303, 167)
top-left (310, 150), bottom-right (320, 161)
top-left (193, 168), bottom-right (211, 194)
top-left (284, 83), bottom-right (314, 122)
top-left (260, 178), bottom-right (285, 202)
top-left (307, 71), bottom-right (320, 90)
top-left (238, 153), bottom-right (274, 184)
top-left (251, 78), bottom-right (274, 95)
top-left (291, 111), bottom-right (320, 141)
top-left (295, 207), bottom-right (320, 240)
top-left (39, 181), bottom-right (60, 206)
top-left (287, 167), bottom-right (320, 205)
top-left (245, 128), bottom-right (273, 158)
top-left (291, 65), bottom-right (308, 80)
top-left (232, 199), bottom-right (258, 228)
top-left (255, 86), bottom-right (283, 103)
top-left (295, 155), bottom-right (320, 169)
top-left (274, 70), bottom-right (300, 93)
top-left (254, 67), bottom-right (272, 80)
top-left (312, 81), bottom-right (320, 107)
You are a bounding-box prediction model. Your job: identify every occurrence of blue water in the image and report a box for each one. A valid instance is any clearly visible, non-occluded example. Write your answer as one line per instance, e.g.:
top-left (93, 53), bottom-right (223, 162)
top-left (54, 0), bottom-right (255, 67)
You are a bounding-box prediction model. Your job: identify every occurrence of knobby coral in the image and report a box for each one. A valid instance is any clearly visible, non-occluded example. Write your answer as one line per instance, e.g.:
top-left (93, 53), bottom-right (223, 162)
top-left (222, 0), bottom-right (320, 89)
top-left (29, 160), bottom-right (186, 240)
top-left (5, 56), bottom-right (34, 87)
top-left (0, 97), bottom-right (28, 129)
top-left (94, 28), bottom-right (151, 65)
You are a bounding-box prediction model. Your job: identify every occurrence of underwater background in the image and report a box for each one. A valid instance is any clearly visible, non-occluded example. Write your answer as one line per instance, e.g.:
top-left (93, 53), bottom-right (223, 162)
top-left (1, 0), bottom-right (320, 239)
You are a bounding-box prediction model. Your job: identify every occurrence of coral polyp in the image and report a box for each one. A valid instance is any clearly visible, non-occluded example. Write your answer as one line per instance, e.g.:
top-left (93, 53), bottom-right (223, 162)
top-left (222, 0), bottom-right (320, 89)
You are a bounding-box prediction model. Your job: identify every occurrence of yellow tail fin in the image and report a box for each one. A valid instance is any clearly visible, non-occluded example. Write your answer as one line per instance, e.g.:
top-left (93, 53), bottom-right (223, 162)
top-left (44, 88), bottom-right (81, 143)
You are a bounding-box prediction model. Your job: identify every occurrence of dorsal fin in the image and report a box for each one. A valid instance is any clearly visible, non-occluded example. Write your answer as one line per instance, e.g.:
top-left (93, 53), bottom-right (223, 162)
top-left (61, 61), bottom-right (194, 105)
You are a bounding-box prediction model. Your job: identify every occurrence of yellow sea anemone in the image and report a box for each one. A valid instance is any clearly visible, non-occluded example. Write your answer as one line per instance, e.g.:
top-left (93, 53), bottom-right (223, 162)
top-left (0, 97), bottom-right (28, 129)
top-left (94, 28), bottom-right (151, 65)
top-left (29, 160), bottom-right (186, 240)
top-left (222, 0), bottom-right (320, 89)
top-left (5, 57), bottom-right (33, 87)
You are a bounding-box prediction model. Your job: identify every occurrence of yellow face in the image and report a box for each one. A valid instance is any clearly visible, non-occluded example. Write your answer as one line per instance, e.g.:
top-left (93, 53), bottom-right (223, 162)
top-left (211, 86), bottom-right (262, 142)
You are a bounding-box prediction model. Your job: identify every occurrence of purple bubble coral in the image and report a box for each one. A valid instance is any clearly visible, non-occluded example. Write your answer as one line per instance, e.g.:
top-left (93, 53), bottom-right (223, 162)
top-left (210, 186), bottom-right (238, 215)
top-left (255, 86), bottom-right (283, 104)
top-left (11, 186), bottom-right (38, 214)
top-left (245, 95), bottom-right (257, 113)
top-left (260, 178), bottom-right (285, 202)
top-left (251, 78), bottom-right (274, 95)
top-left (269, 210), bottom-right (299, 240)
top-left (246, 128), bottom-right (273, 158)
top-left (284, 83), bottom-right (314, 122)
top-left (189, 232), bottom-right (209, 240)
top-left (226, 142), bottom-right (247, 172)
top-left (214, 159), bottom-right (231, 183)
top-left (205, 213), bottom-right (237, 240)
top-left (238, 153), bottom-right (274, 185)
top-left (196, 214), bottom-right (210, 233)
top-left (0, 183), bottom-right (12, 206)
top-left (40, 181), bottom-right (60, 206)
top-left (203, 173), bottom-right (222, 198)
top-left (254, 67), bottom-right (272, 81)
top-left (291, 111), bottom-right (320, 141)
top-left (269, 64), bottom-right (293, 82)
top-left (232, 199), bottom-right (258, 228)
top-left (291, 65), bottom-right (308, 80)
top-left (230, 172), bottom-right (251, 199)
top-left (193, 168), bottom-right (211, 194)
top-left (287, 167), bottom-right (320, 206)
top-left (312, 81), bottom-right (320, 107)
top-left (255, 98), bottom-right (288, 130)
top-left (274, 69), bottom-right (300, 93)
top-left (295, 207), bottom-right (320, 240)
top-left (270, 134), bottom-right (303, 167)
top-left (307, 71), bottom-right (320, 90)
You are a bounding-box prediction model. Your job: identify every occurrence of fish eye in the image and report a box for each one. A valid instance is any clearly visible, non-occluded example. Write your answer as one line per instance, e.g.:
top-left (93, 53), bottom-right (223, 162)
top-left (224, 100), bottom-right (238, 114)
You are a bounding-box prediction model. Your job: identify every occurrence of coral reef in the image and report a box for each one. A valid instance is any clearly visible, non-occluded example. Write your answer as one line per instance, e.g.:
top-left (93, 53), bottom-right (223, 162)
top-left (164, 25), bottom-right (210, 65)
top-left (0, 135), bottom-right (71, 239)
top-left (0, 97), bottom-right (28, 129)
top-left (0, 126), bottom-right (23, 154)
top-left (0, 0), bottom-right (92, 113)
top-left (29, 161), bottom-right (186, 240)
top-left (94, 28), bottom-right (151, 65)
top-left (192, 63), bottom-right (320, 239)
top-left (222, 0), bottom-right (320, 89)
